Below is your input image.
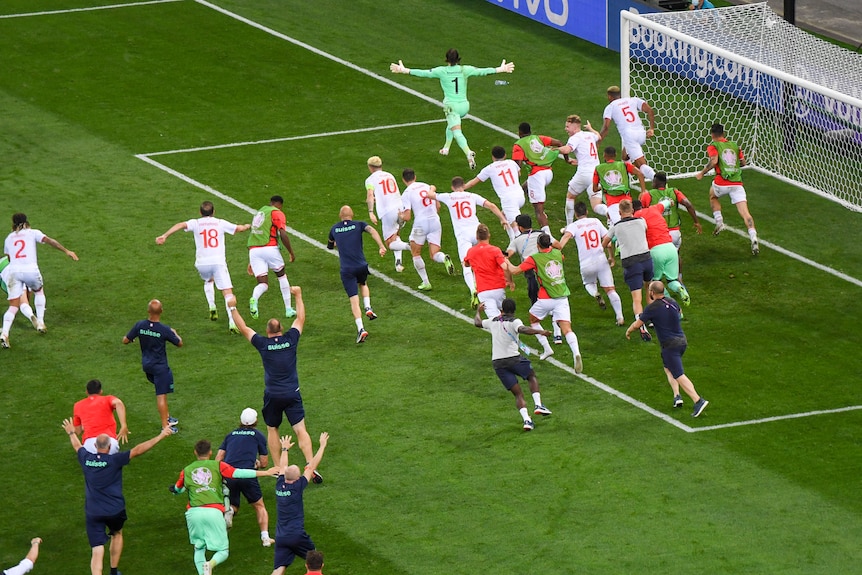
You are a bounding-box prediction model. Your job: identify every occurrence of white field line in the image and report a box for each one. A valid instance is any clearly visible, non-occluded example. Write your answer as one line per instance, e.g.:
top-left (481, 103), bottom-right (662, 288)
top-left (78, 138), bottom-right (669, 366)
top-left (129, 2), bottom-right (859, 431)
top-left (0, 0), bottom-right (183, 19)
top-left (691, 405), bottom-right (862, 432)
top-left (142, 119), bottom-right (446, 157)
top-left (136, 152), bottom-right (695, 433)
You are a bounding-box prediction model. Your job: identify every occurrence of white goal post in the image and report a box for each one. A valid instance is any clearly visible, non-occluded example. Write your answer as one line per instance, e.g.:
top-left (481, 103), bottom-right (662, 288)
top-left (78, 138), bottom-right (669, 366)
top-left (620, 3), bottom-right (862, 212)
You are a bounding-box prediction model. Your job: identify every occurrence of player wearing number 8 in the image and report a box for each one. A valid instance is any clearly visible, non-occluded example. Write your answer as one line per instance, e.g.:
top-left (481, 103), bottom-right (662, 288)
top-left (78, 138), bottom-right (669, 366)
top-left (599, 86), bottom-right (657, 182)
top-left (399, 169), bottom-right (455, 291)
top-left (156, 201), bottom-right (251, 333)
top-left (390, 49), bottom-right (515, 169)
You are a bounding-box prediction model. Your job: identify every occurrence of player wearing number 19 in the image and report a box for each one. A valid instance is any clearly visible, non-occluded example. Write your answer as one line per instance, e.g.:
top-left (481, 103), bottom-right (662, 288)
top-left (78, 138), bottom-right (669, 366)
top-left (156, 201), bottom-right (251, 333)
top-left (390, 49), bottom-right (515, 169)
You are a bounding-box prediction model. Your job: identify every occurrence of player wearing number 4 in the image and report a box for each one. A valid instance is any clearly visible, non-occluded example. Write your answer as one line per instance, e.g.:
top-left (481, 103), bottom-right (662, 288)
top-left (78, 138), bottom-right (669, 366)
top-left (425, 177), bottom-right (509, 307)
top-left (553, 115), bottom-right (603, 225)
top-left (399, 169), bottom-right (456, 291)
top-left (156, 201), bottom-right (251, 333)
top-left (365, 156), bottom-right (410, 273)
top-left (389, 49), bottom-right (514, 169)
top-left (696, 123), bottom-right (760, 255)
top-left (599, 86), bottom-right (657, 182)
top-left (463, 146), bottom-right (526, 242)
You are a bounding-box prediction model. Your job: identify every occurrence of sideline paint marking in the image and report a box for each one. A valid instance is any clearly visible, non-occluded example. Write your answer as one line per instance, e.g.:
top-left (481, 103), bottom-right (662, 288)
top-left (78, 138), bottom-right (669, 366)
top-left (0, 0), bottom-right (183, 19)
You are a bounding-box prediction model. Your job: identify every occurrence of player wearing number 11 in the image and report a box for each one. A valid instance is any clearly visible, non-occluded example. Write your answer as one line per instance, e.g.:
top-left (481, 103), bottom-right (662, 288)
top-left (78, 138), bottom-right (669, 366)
top-left (156, 201), bottom-right (250, 333)
top-left (463, 146), bottom-right (525, 242)
top-left (390, 49), bottom-right (514, 169)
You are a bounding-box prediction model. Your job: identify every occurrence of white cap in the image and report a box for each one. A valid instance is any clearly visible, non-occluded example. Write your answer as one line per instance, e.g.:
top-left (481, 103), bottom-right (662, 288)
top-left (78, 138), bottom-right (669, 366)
top-left (240, 408), bottom-right (257, 425)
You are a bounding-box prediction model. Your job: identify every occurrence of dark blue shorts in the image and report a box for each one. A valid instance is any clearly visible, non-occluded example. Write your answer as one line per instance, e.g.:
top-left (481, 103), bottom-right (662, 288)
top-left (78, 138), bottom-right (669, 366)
top-left (661, 344), bottom-right (687, 379)
top-left (86, 509), bottom-right (127, 547)
top-left (262, 394), bottom-right (305, 428)
top-left (623, 259), bottom-right (653, 292)
top-left (340, 265), bottom-right (369, 298)
top-left (492, 356), bottom-right (535, 390)
top-left (273, 531), bottom-right (315, 569)
top-left (224, 477), bottom-right (262, 507)
top-left (145, 367), bottom-right (174, 396)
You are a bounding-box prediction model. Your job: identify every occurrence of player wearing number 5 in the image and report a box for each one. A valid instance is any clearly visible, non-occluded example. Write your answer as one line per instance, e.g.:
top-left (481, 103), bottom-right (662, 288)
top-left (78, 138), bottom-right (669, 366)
top-left (399, 169), bottom-right (455, 291)
top-left (156, 201), bottom-right (250, 333)
top-left (390, 49), bottom-right (514, 170)
top-left (2, 212), bottom-right (77, 349)
top-left (463, 146), bottom-right (526, 242)
top-left (425, 177), bottom-right (508, 307)
top-left (365, 156), bottom-right (410, 274)
top-left (599, 86), bottom-right (657, 182)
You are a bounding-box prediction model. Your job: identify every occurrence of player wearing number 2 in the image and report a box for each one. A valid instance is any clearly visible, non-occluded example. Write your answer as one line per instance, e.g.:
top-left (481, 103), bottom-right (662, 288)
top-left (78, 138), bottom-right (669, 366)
top-left (599, 86), bottom-right (657, 182)
top-left (156, 201), bottom-right (251, 333)
top-left (2, 212), bottom-right (78, 349)
top-left (390, 49), bottom-right (515, 169)
top-left (463, 146), bottom-right (525, 242)
top-left (399, 169), bottom-right (455, 291)
top-left (554, 115), bottom-right (603, 225)
top-left (425, 177), bottom-right (509, 307)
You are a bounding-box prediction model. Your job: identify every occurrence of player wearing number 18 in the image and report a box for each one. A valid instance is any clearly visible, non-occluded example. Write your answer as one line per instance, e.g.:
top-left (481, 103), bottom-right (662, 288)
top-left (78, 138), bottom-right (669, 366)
top-left (156, 201), bottom-right (251, 333)
top-left (390, 49), bottom-right (515, 170)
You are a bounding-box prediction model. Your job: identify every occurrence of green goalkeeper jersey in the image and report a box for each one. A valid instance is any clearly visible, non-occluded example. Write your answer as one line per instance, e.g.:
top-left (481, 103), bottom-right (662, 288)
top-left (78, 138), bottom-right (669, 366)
top-left (409, 65), bottom-right (496, 104)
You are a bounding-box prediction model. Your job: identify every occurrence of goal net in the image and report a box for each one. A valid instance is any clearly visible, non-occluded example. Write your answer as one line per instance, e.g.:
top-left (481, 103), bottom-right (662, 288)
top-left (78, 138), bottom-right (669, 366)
top-left (621, 2), bottom-right (862, 212)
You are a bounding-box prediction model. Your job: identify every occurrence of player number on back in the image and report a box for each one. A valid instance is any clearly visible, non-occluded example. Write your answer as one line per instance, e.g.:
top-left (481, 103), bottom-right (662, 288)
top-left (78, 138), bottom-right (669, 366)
top-left (620, 105), bottom-right (636, 123)
top-left (451, 77), bottom-right (459, 94)
top-left (580, 229), bottom-right (601, 249)
top-left (200, 228), bottom-right (219, 248)
top-left (589, 143), bottom-right (597, 159)
top-left (453, 201), bottom-right (473, 220)
top-left (497, 168), bottom-right (517, 187)
top-left (13, 239), bottom-right (27, 259)
top-left (420, 189), bottom-right (433, 207)
top-left (381, 178), bottom-right (398, 195)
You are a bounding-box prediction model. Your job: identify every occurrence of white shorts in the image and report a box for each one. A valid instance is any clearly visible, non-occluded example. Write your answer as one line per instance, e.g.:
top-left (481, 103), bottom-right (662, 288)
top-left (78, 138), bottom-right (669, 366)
top-left (478, 288), bottom-right (506, 318)
top-left (249, 245), bottom-right (285, 277)
top-left (500, 194), bottom-right (525, 222)
top-left (669, 229), bottom-right (682, 250)
top-left (529, 297), bottom-right (572, 324)
top-left (454, 234), bottom-right (478, 262)
top-left (6, 271), bottom-right (42, 300)
top-left (195, 263), bottom-right (233, 290)
top-left (380, 210), bottom-right (402, 240)
top-left (712, 183), bottom-right (747, 204)
top-left (621, 131), bottom-right (647, 162)
top-left (409, 216), bottom-right (443, 247)
top-left (579, 256), bottom-right (615, 289)
top-left (3, 558), bottom-right (34, 575)
top-left (83, 436), bottom-right (120, 455)
top-left (527, 170), bottom-right (553, 204)
top-left (607, 203), bottom-right (622, 225)
top-left (567, 170), bottom-right (594, 196)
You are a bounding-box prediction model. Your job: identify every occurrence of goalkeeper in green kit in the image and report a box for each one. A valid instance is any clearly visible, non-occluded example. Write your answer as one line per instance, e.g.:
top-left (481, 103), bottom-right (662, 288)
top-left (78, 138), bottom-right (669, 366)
top-left (390, 49), bottom-right (514, 169)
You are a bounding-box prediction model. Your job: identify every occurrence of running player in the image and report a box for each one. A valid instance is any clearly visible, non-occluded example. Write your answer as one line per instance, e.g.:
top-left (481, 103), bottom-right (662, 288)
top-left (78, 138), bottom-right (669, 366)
top-left (247, 196), bottom-right (297, 319)
top-left (463, 146), bottom-right (525, 242)
top-left (156, 201), bottom-right (250, 333)
top-left (512, 123), bottom-right (562, 236)
top-left (399, 169), bottom-right (455, 291)
top-left (365, 156), bottom-right (410, 273)
top-left (389, 49), bottom-right (514, 168)
top-left (554, 115), bottom-right (603, 225)
top-left (592, 146), bottom-right (647, 224)
top-left (599, 85), bottom-right (657, 181)
top-left (639, 172), bottom-right (702, 250)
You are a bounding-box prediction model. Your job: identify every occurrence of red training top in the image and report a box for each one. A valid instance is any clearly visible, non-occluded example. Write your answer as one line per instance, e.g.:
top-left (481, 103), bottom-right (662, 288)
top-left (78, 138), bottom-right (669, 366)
top-left (634, 204), bottom-right (673, 249)
top-left (464, 242), bottom-right (507, 293)
top-left (73, 395), bottom-right (118, 441)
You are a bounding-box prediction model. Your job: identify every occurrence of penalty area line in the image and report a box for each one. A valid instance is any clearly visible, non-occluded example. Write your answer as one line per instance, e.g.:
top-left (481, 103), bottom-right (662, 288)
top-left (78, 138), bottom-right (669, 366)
top-left (689, 405), bottom-right (862, 432)
top-left (0, 0), bottom-right (184, 19)
top-left (135, 152), bottom-right (694, 433)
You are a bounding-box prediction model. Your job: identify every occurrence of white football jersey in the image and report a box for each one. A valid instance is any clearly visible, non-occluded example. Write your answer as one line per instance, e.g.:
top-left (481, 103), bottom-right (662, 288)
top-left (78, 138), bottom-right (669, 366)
top-left (476, 159), bottom-right (524, 203)
top-left (436, 191), bottom-right (487, 240)
top-left (365, 170), bottom-right (402, 218)
top-left (4, 228), bottom-right (46, 273)
top-left (603, 97), bottom-right (647, 139)
top-left (401, 181), bottom-right (440, 221)
top-left (185, 217), bottom-right (238, 266)
top-left (566, 131), bottom-right (600, 173)
top-left (564, 217), bottom-right (609, 265)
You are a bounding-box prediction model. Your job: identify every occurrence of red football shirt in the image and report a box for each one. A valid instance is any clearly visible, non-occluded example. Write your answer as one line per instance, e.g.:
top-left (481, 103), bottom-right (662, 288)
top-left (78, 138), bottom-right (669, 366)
top-left (72, 395), bottom-right (118, 440)
top-left (634, 204), bottom-right (673, 249)
top-left (464, 242), bottom-right (507, 293)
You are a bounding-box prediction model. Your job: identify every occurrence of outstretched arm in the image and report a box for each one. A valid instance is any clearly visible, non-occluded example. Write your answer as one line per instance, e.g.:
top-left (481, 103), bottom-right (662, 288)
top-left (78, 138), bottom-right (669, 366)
top-left (155, 222), bottom-right (187, 244)
top-left (625, 317), bottom-right (645, 339)
top-left (642, 101), bottom-right (656, 137)
top-left (495, 60), bottom-right (515, 73)
top-left (226, 294), bottom-right (256, 341)
top-left (696, 155), bottom-right (718, 180)
top-left (482, 200), bottom-right (509, 229)
top-left (130, 426), bottom-right (174, 459)
top-left (365, 225), bottom-right (387, 257)
top-left (517, 325), bottom-right (551, 336)
top-left (62, 418), bottom-right (83, 451)
top-left (679, 196), bottom-right (703, 234)
top-left (290, 286), bottom-right (305, 333)
top-left (599, 118), bottom-right (612, 140)
top-left (302, 432), bottom-right (329, 482)
top-left (41, 236), bottom-right (78, 261)
top-left (278, 229), bottom-right (296, 263)
top-left (113, 397), bottom-right (129, 444)
top-left (462, 177), bottom-right (481, 191)
top-left (584, 120), bottom-right (602, 140)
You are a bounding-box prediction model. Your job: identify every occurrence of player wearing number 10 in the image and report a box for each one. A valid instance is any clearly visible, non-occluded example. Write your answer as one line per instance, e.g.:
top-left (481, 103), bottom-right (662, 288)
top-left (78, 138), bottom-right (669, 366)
top-left (156, 201), bottom-right (250, 333)
top-left (390, 49), bottom-right (515, 170)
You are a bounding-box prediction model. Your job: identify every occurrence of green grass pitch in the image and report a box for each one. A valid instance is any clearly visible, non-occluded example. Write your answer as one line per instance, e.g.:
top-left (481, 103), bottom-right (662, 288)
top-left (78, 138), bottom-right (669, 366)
top-left (0, 1), bottom-right (860, 574)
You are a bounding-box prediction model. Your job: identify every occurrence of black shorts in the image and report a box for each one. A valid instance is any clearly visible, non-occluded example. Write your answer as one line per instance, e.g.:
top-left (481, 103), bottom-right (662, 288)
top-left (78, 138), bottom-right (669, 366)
top-left (145, 367), bottom-right (174, 396)
top-left (661, 343), bottom-right (687, 379)
top-left (340, 265), bottom-right (369, 298)
top-left (525, 269), bottom-right (539, 304)
top-left (492, 356), bottom-right (535, 390)
top-left (262, 393), bottom-right (305, 428)
top-left (623, 259), bottom-right (653, 292)
top-left (86, 509), bottom-right (127, 547)
top-left (224, 477), bottom-right (262, 507)
top-left (273, 531), bottom-right (315, 569)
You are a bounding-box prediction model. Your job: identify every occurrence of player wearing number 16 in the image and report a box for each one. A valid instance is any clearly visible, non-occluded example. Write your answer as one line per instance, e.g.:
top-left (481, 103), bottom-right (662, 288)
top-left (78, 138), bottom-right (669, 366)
top-left (425, 177), bottom-right (509, 307)
top-left (390, 49), bottom-right (514, 170)
top-left (156, 201), bottom-right (250, 333)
